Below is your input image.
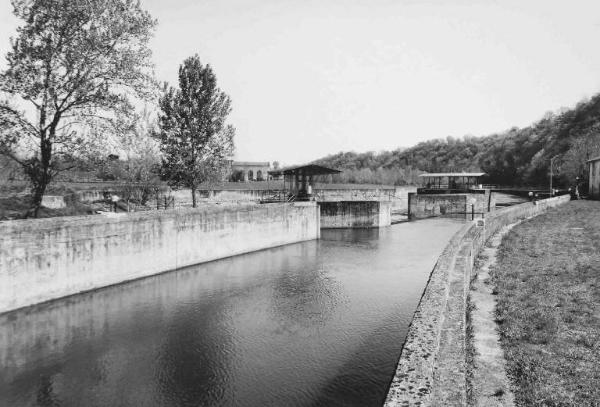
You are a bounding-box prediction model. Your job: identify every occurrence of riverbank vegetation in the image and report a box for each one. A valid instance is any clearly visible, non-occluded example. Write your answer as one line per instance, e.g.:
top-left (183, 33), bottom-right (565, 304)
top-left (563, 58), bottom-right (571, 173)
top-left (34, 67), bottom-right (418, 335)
top-left (490, 201), bottom-right (600, 406)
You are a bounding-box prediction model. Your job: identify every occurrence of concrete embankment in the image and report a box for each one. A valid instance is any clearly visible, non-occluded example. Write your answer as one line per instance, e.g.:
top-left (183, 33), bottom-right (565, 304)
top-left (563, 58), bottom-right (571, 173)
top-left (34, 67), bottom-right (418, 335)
top-left (384, 194), bottom-right (571, 406)
top-left (0, 202), bottom-right (319, 314)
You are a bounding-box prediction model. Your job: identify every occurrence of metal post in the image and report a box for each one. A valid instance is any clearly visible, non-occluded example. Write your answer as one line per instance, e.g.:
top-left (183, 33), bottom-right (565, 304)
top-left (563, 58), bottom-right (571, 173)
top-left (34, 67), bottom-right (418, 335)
top-left (472, 204), bottom-right (475, 220)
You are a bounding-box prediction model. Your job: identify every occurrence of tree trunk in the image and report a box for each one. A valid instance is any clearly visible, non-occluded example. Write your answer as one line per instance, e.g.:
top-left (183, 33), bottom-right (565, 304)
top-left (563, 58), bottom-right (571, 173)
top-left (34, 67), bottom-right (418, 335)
top-left (191, 186), bottom-right (197, 208)
top-left (30, 181), bottom-right (47, 218)
top-left (29, 120), bottom-right (56, 218)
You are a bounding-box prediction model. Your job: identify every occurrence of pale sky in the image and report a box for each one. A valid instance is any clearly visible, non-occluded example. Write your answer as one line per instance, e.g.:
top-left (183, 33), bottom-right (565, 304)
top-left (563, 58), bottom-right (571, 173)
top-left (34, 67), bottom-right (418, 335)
top-left (1, 0), bottom-right (600, 165)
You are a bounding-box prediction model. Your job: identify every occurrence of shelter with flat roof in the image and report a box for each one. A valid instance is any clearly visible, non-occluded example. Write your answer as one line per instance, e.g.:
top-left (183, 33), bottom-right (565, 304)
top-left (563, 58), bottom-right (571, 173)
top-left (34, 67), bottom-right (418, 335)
top-left (418, 172), bottom-right (486, 194)
top-left (268, 164), bottom-right (341, 201)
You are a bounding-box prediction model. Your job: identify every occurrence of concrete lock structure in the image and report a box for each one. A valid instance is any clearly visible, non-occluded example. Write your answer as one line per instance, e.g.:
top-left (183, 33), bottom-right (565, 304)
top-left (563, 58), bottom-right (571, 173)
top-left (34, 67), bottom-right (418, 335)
top-left (0, 203), bottom-right (319, 314)
top-left (318, 201), bottom-right (392, 228)
top-left (408, 172), bottom-right (495, 219)
top-left (408, 189), bottom-right (495, 219)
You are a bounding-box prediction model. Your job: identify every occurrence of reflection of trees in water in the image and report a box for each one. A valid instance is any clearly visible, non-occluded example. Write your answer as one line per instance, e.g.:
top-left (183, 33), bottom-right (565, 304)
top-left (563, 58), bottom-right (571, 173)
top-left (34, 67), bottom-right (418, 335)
top-left (269, 242), bottom-right (347, 330)
top-left (154, 299), bottom-right (234, 406)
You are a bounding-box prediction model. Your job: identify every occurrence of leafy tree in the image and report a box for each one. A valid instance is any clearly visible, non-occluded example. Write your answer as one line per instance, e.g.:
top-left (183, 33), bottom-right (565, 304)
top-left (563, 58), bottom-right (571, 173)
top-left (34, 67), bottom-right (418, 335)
top-left (157, 55), bottom-right (235, 207)
top-left (0, 0), bottom-right (157, 216)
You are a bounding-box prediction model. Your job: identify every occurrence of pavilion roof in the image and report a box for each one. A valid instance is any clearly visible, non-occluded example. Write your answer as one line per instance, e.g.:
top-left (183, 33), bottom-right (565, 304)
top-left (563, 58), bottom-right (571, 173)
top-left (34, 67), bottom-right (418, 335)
top-left (268, 164), bottom-right (341, 177)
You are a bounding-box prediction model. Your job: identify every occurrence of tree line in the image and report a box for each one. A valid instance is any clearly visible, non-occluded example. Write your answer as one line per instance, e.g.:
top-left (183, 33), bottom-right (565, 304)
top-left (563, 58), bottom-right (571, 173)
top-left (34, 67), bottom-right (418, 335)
top-left (314, 94), bottom-right (600, 187)
top-left (0, 0), bottom-right (235, 216)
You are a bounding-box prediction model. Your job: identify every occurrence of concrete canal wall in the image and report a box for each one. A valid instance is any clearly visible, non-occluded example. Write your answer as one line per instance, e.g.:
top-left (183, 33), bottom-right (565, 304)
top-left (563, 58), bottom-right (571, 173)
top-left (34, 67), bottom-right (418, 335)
top-left (0, 202), bottom-right (319, 314)
top-left (384, 194), bottom-right (571, 406)
top-left (171, 186), bottom-right (414, 210)
top-left (318, 201), bottom-right (392, 228)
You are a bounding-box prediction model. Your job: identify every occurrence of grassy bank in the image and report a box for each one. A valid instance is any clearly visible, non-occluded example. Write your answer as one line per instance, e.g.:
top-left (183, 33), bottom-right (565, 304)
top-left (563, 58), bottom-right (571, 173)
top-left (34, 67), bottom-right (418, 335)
top-left (491, 200), bottom-right (600, 406)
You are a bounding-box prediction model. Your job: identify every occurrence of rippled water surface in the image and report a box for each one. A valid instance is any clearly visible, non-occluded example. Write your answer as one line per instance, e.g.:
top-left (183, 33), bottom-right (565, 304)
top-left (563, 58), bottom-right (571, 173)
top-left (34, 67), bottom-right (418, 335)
top-left (0, 218), bottom-right (463, 407)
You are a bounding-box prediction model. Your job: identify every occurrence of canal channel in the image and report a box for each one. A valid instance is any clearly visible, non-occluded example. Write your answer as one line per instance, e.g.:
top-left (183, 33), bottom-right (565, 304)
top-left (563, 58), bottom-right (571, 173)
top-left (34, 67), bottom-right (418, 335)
top-left (0, 218), bottom-right (463, 407)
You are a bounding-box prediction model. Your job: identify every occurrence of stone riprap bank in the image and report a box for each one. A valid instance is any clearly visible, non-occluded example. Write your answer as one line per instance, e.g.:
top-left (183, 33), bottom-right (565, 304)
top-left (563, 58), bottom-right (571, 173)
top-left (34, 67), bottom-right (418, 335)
top-left (0, 203), bottom-right (319, 314)
top-left (384, 194), bottom-right (571, 406)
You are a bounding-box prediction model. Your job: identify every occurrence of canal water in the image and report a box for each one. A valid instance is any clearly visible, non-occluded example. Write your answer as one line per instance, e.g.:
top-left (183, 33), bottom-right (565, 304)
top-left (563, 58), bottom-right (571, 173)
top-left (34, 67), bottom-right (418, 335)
top-left (0, 218), bottom-right (463, 407)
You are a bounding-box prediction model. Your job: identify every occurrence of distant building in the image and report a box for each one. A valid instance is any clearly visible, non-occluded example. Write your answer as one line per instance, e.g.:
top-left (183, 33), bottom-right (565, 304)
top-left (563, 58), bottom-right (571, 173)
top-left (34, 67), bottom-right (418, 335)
top-left (588, 156), bottom-right (600, 199)
top-left (228, 161), bottom-right (271, 182)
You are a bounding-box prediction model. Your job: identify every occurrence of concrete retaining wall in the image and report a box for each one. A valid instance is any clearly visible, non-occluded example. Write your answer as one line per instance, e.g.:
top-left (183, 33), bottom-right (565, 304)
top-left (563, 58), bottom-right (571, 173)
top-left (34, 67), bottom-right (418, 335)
top-left (318, 201), bottom-right (392, 228)
top-left (172, 187), bottom-right (413, 210)
top-left (0, 202), bottom-right (319, 314)
top-left (384, 194), bottom-right (571, 406)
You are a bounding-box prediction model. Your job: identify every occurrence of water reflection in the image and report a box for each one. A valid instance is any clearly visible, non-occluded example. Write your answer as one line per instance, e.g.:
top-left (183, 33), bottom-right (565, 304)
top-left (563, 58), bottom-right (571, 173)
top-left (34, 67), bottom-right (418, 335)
top-left (0, 218), bottom-right (463, 407)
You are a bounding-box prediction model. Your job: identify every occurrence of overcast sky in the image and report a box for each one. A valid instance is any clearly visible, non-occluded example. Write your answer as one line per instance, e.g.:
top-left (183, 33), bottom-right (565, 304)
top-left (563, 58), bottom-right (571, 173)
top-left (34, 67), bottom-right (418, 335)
top-left (1, 0), bottom-right (600, 165)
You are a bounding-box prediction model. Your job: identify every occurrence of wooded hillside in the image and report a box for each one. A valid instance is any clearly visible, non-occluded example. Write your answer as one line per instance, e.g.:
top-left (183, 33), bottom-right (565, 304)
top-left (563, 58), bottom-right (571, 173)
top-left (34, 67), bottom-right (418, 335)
top-left (314, 93), bottom-right (600, 187)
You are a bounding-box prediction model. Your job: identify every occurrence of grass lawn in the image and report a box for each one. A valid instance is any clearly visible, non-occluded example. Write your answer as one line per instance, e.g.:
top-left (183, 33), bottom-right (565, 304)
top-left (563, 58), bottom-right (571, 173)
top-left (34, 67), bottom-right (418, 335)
top-left (491, 200), bottom-right (600, 406)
